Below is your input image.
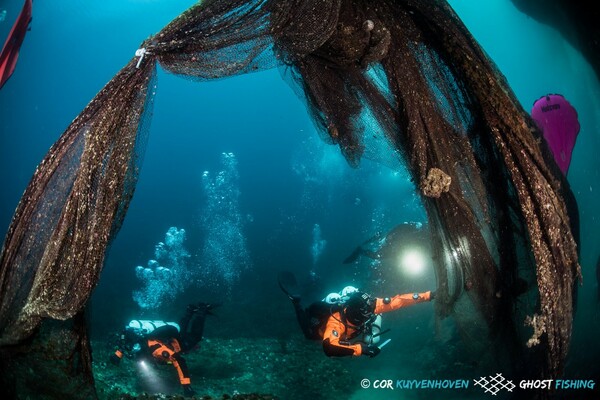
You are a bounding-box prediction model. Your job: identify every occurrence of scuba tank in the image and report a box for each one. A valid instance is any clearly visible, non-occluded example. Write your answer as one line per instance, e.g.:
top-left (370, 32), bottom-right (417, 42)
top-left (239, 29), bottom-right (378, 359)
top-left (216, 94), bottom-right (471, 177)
top-left (127, 320), bottom-right (181, 334)
top-left (362, 314), bottom-right (382, 345)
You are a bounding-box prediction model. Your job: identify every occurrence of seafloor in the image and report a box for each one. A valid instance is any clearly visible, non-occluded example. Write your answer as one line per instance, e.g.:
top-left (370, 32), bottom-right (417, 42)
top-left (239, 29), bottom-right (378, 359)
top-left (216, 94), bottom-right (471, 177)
top-left (93, 336), bottom-right (357, 400)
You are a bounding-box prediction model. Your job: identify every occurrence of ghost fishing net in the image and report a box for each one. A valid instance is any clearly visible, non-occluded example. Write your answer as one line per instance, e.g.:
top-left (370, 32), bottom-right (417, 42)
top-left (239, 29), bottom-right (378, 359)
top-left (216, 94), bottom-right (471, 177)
top-left (279, 0), bottom-right (579, 377)
top-left (0, 0), bottom-right (580, 394)
top-left (0, 57), bottom-right (157, 344)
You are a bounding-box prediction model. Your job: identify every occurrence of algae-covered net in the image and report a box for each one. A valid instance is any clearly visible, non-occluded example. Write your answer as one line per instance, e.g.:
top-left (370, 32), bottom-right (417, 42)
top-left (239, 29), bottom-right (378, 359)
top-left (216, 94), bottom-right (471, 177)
top-left (0, 0), bottom-right (579, 384)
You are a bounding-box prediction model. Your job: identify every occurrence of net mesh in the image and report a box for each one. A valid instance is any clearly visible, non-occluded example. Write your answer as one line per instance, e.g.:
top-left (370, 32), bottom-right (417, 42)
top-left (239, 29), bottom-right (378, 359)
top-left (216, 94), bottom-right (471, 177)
top-left (0, 57), bottom-right (158, 344)
top-left (0, 0), bottom-right (579, 383)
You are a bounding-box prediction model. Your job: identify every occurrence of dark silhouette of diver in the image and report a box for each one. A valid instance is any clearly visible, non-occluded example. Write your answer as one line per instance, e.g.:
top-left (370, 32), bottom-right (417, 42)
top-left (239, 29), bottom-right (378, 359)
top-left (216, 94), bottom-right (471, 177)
top-left (344, 223), bottom-right (532, 300)
top-left (110, 303), bottom-right (218, 396)
top-left (343, 222), bottom-right (428, 264)
top-left (279, 271), bottom-right (434, 357)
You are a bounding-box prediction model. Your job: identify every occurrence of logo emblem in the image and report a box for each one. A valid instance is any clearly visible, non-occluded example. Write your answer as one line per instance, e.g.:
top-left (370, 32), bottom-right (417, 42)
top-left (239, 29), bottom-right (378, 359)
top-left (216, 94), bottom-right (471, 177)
top-left (474, 373), bottom-right (515, 396)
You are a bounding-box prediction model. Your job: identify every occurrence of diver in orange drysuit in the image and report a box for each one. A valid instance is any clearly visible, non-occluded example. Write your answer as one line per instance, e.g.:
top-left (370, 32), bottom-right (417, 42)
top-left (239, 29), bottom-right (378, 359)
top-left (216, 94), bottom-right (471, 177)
top-left (322, 289), bottom-right (433, 357)
top-left (278, 271), bottom-right (434, 357)
top-left (111, 303), bottom-right (218, 396)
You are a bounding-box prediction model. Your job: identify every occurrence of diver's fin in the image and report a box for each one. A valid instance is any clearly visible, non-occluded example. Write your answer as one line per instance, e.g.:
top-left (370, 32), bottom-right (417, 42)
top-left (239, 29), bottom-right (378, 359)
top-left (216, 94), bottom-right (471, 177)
top-left (204, 302), bottom-right (221, 316)
top-left (187, 302), bottom-right (221, 316)
top-left (343, 246), bottom-right (364, 264)
top-left (278, 271), bottom-right (301, 301)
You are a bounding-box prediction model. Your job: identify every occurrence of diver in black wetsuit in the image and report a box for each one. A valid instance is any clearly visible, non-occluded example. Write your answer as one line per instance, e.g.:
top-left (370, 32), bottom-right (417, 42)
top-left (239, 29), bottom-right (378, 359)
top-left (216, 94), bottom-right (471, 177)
top-left (110, 303), bottom-right (218, 396)
top-left (278, 271), bottom-right (327, 340)
top-left (343, 222), bottom-right (427, 264)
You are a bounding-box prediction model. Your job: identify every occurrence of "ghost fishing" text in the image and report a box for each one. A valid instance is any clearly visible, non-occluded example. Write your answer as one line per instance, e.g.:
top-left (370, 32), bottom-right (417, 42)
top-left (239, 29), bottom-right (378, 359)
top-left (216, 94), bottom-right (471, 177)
top-left (519, 379), bottom-right (596, 390)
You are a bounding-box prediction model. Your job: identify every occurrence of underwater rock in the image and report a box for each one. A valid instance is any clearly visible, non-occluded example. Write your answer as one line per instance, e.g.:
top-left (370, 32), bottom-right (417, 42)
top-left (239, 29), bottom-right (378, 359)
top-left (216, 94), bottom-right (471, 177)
top-left (420, 168), bottom-right (451, 198)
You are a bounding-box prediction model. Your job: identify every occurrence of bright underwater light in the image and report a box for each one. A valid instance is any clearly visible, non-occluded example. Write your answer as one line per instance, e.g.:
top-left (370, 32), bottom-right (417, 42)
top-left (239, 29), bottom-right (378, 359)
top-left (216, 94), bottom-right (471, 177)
top-left (398, 248), bottom-right (426, 276)
top-left (138, 360), bottom-right (148, 370)
top-left (136, 359), bottom-right (169, 394)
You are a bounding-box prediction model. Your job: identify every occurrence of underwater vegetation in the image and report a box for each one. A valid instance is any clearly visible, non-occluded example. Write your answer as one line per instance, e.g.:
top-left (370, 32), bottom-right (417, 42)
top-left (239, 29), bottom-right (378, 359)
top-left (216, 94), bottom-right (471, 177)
top-left (0, 0), bottom-right (586, 398)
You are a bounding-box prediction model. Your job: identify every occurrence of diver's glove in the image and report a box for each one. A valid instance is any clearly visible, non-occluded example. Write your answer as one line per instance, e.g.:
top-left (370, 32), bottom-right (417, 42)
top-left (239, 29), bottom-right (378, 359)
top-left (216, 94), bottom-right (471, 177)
top-left (182, 384), bottom-right (196, 397)
top-left (430, 290), bottom-right (436, 300)
top-left (361, 344), bottom-right (381, 358)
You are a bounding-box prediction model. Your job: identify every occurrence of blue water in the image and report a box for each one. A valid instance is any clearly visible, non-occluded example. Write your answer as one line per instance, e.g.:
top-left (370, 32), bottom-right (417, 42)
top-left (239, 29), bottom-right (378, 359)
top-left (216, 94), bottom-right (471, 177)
top-left (1, 0), bottom-right (599, 398)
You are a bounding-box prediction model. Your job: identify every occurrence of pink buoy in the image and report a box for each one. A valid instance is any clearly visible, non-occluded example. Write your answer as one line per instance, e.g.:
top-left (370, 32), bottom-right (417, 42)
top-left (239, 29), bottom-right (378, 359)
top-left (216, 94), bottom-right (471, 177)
top-left (531, 94), bottom-right (580, 175)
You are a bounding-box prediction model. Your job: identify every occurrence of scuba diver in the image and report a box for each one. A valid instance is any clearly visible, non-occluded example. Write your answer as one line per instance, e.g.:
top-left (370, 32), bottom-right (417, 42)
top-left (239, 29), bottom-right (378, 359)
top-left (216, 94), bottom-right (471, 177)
top-left (278, 271), bottom-right (434, 357)
top-left (343, 222), bottom-right (428, 264)
top-left (110, 302), bottom-right (218, 396)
